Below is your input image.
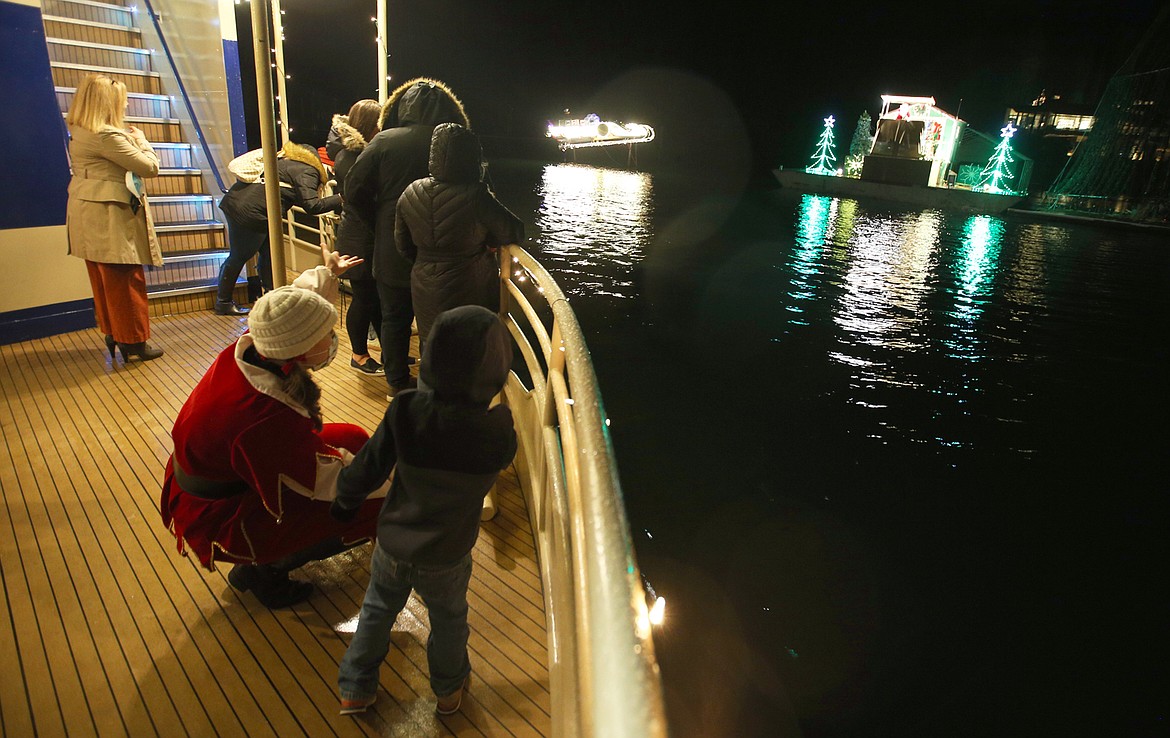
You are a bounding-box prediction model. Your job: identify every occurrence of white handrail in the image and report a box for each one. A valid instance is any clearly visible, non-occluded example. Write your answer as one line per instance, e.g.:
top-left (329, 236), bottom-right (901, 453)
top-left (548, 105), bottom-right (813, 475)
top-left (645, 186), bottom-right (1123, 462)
top-left (500, 245), bottom-right (667, 738)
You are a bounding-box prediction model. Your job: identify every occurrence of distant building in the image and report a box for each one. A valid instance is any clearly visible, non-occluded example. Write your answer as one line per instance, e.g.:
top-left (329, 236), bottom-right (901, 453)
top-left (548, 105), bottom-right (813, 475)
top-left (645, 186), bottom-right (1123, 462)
top-left (1007, 90), bottom-right (1095, 153)
top-left (1041, 5), bottom-right (1170, 223)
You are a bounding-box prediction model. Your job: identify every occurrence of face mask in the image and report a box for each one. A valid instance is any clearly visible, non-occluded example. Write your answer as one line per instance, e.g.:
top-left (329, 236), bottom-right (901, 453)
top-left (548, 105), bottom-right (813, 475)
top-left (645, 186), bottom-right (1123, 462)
top-left (304, 331), bottom-right (338, 371)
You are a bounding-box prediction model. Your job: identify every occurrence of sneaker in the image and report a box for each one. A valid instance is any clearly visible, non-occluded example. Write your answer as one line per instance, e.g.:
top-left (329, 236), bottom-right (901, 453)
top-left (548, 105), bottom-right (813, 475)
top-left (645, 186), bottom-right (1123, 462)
top-left (436, 675), bottom-right (471, 715)
top-left (339, 694), bottom-right (376, 716)
top-left (367, 327), bottom-right (379, 346)
top-left (350, 357), bottom-right (384, 375)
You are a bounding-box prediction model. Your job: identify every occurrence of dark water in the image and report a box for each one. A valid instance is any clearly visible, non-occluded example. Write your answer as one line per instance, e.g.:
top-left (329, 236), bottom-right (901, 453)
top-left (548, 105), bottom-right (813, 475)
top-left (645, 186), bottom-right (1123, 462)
top-left (490, 160), bottom-right (1169, 737)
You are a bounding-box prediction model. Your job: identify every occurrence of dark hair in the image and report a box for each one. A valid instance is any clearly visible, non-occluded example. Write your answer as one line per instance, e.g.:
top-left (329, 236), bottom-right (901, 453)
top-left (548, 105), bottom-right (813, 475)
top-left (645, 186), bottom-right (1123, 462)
top-left (245, 347), bottom-right (324, 430)
top-left (347, 99), bottom-right (382, 143)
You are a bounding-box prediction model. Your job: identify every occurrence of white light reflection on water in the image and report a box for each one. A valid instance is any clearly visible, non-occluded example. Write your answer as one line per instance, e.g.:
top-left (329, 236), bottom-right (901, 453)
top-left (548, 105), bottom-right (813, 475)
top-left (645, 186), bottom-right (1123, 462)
top-left (832, 208), bottom-right (939, 367)
top-left (533, 163), bottom-right (653, 298)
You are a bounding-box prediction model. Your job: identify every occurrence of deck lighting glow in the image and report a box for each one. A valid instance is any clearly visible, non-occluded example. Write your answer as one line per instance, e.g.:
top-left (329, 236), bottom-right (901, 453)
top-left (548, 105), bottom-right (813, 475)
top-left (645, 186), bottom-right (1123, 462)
top-left (648, 596), bottom-right (666, 626)
top-left (334, 613), bottom-right (361, 634)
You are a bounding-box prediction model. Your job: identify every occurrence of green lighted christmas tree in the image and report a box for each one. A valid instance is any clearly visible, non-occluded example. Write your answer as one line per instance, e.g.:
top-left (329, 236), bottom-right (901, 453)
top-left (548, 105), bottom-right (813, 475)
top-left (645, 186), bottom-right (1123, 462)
top-left (805, 115), bottom-right (838, 175)
top-left (844, 111), bottom-right (872, 177)
top-left (975, 122), bottom-right (1017, 194)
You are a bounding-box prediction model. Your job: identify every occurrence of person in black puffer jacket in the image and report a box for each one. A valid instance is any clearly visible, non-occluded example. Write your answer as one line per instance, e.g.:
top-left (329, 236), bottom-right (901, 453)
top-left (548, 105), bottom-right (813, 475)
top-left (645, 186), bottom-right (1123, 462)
top-left (345, 78), bottom-right (469, 395)
top-left (328, 99), bottom-right (385, 374)
top-left (215, 141), bottom-right (342, 315)
top-left (396, 123), bottom-right (524, 349)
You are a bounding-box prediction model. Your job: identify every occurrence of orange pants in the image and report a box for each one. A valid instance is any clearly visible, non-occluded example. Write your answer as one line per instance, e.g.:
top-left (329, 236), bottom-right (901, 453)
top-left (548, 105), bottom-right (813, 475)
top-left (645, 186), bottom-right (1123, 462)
top-left (85, 261), bottom-right (150, 344)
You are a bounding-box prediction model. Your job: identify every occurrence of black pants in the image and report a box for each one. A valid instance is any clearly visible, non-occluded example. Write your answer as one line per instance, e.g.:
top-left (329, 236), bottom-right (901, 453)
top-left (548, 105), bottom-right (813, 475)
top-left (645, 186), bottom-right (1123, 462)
top-left (218, 218), bottom-right (271, 303)
top-left (345, 278), bottom-right (382, 356)
top-left (376, 282), bottom-right (414, 387)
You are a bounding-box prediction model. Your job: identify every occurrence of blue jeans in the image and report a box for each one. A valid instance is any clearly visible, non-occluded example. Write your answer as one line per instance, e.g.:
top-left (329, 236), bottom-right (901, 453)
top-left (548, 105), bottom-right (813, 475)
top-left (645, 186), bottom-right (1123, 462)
top-left (338, 545), bottom-right (473, 700)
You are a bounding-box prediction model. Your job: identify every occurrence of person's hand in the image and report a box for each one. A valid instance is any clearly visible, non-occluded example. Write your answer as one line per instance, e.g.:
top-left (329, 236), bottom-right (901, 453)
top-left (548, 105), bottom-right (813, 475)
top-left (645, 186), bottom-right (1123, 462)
top-left (324, 250), bottom-right (363, 276)
top-left (330, 499), bottom-right (359, 523)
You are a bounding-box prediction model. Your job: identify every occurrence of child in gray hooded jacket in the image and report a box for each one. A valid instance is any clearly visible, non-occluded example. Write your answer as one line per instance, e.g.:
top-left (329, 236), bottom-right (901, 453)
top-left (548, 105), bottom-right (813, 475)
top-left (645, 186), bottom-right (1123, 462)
top-left (330, 304), bottom-right (516, 716)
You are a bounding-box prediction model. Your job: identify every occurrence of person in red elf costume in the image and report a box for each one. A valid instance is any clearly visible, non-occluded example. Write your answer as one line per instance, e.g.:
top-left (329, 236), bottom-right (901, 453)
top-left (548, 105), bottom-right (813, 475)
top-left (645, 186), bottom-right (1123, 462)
top-left (161, 253), bottom-right (389, 608)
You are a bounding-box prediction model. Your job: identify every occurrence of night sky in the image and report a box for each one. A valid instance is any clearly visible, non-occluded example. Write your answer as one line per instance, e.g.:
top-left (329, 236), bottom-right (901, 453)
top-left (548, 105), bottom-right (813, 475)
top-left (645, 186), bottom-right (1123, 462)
top-left (249, 0), bottom-right (1163, 182)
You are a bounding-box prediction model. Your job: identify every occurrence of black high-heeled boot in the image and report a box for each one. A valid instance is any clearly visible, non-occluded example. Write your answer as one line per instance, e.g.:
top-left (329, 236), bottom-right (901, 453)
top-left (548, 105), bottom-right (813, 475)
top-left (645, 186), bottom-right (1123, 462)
top-left (117, 341), bottom-right (164, 362)
top-left (104, 334), bottom-right (116, 359)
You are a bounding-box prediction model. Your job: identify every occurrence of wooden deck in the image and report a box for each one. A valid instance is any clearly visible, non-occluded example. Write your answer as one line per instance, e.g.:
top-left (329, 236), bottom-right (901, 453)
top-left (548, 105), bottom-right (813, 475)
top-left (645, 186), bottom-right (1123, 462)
top-left (0, 297), bottom-right (551, 737)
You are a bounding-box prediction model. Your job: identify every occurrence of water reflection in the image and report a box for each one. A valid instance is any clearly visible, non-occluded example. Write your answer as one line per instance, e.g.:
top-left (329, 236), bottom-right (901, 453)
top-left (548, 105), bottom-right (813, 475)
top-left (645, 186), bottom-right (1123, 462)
top-left (944, 215), bottom-right (1005, 361)
top-left (787, 195), bottom-right (837, 326)
top-left (533, 163), bottom-right (654, 298)
top-left (831, 209), bottom-right (939, 372)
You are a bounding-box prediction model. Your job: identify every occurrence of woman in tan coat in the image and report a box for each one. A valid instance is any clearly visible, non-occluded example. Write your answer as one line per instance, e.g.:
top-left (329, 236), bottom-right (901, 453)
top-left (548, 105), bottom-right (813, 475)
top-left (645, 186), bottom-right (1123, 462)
top-left (66, 73), bottom-right (164, 362)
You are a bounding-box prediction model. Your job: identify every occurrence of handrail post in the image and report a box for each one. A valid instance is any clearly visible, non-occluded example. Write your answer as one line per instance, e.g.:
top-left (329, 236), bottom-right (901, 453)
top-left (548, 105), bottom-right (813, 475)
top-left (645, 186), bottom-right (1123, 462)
top-left (249, 0), bottom-right (287, 287)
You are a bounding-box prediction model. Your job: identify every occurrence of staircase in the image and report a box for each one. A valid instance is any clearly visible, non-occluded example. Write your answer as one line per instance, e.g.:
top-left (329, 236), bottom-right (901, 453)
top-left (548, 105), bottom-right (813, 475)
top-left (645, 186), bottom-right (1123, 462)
top-left (42, 0), bottom-right (247, 316)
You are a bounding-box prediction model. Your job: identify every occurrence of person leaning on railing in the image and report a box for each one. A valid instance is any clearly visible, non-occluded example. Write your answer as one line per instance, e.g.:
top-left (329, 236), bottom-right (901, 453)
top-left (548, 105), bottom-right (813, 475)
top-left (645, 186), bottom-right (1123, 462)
top-left (64, 73), bottom-right (165, 363)
top-left (214, 141), bottom-right (342, 316)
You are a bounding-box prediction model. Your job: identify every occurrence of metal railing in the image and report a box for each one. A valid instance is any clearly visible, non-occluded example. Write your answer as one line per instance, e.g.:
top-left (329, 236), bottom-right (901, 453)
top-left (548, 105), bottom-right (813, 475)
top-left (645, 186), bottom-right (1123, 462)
top-left (498, 244), bottom-right (666, 738)
top-left (281, 210), bottom-right (666, 735)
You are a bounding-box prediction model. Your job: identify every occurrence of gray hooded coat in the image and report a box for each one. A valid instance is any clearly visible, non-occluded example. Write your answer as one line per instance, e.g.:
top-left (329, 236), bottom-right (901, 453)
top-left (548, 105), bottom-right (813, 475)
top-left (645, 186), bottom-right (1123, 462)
top-left (395, 123), bottom-right (524, 344)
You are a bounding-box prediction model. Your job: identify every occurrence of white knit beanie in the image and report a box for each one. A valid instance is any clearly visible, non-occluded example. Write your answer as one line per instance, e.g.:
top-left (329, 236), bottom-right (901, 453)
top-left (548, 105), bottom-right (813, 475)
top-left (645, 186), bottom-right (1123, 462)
top-left (247, 286), bottom-right (337, 359)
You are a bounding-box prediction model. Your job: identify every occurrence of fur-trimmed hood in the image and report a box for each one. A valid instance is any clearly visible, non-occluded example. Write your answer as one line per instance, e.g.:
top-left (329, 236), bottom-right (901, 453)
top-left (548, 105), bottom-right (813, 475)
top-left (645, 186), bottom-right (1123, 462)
top-left (331, 113), bottom-right (369, 152)
top-left (279, 140), bottom-right (328, 193)
top-left (378, 77), bottom-right (470, 132)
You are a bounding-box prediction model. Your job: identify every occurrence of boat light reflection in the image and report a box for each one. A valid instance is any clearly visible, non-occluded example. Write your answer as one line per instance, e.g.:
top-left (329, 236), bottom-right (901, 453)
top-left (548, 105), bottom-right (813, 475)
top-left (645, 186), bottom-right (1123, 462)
top-left (833, 209), bottom-right (938, 364)
top-left (534, 164), bottom-right (653, 299)
top-left (787, 194), bottom-right (846, 328)
top-left (944, 214), bottom-right (1004, 361)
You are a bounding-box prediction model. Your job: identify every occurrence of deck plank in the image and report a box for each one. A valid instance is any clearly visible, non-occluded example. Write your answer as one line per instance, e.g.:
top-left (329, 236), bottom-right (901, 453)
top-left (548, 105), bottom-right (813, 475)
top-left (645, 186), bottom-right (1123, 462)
top-left (0, 298), bottom-right (550, 737)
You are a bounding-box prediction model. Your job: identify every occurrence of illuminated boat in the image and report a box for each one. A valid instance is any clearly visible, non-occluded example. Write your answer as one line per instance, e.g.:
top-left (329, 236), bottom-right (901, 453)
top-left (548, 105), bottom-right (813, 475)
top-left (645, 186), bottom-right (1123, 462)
top-left (0, 1), bottom-right (665, 735)
top-left (773, 95), bottom-right (1030, 214)
top-left (547, 113), bottom-right (655, 151)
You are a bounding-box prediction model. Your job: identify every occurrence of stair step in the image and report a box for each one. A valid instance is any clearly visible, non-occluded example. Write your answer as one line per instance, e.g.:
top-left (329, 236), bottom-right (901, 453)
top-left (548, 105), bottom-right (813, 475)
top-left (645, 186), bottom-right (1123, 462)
top-left (50, 61), bottom-right (161, 94)
top-left (42, 14), bottom-right (140, 46)
top-left (155, 220), bottom-right (224, 233)
top-left (148, 195), bottom-right (218, 225)
top-left (42, 0), bottom-right (136, 27)
top-left (147, 281), bottom-right (251, 319)
top-left (46, 37), bottom-right (152, 73)
top-left (157, 225), bottom-right (226, 257)
top-left (146, 169), bottom-right (205, 197)
top-left (152, 143), bottom-right (194, 169)
top-left (56, 85), bottom-right (170, 119)
top-left (127, 116), bottom-right (183, 144)
top-left (146, 253), bottom-right (229, 292)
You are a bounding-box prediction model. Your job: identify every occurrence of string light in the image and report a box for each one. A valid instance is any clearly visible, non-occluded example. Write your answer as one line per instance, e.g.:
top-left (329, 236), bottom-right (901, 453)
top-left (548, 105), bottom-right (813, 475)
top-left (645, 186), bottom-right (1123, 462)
top-left (805, 115), bottom-right (838, 175)
top-left (974, 122), bottom-right (1018, 194)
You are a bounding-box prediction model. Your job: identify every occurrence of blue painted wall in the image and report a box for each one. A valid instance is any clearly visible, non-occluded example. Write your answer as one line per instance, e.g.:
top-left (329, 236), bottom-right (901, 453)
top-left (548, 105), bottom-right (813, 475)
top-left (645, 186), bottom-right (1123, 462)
top-left (0, 1), bottom-right (72, 229)
top-left (223, 38), bottom-right (248, 156)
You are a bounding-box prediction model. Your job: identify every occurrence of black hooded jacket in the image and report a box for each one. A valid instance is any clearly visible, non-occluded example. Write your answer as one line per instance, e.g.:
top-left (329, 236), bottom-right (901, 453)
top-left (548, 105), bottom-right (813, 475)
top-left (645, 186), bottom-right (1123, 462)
top-left (335, 305), bottom-right (517, 565)
top-left (328, 114), bottom-right (376, 279)
top-left (219, 142), bottom-right (341, 232)
top-left (344, 79), bottom-right (470, 288)
top-left (396, 123), bottom-right (524, 344)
